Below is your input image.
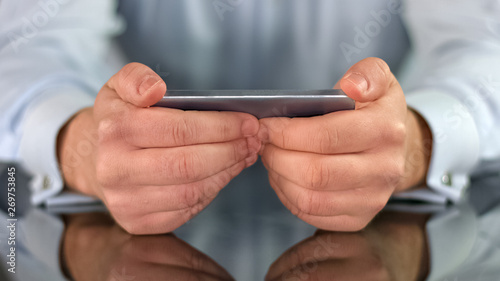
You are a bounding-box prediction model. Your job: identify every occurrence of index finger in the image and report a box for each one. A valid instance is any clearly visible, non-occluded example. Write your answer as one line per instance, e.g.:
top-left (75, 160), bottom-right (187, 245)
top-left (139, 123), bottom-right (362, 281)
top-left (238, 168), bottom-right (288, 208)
top-left (259, 108), bottom-right (404, 154)
top-left (124, 107), bottom-right (259, 147)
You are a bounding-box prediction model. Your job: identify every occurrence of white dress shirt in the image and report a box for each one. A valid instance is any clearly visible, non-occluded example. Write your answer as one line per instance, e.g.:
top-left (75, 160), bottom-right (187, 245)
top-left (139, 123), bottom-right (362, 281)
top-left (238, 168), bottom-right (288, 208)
top-left (0, 0), bottom-right (499, 205)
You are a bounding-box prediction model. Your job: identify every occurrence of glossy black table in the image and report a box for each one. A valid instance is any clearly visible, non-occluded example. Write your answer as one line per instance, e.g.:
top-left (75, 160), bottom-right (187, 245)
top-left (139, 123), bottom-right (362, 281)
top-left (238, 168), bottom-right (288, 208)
top-left (1, 161), bottom-right (499, 281)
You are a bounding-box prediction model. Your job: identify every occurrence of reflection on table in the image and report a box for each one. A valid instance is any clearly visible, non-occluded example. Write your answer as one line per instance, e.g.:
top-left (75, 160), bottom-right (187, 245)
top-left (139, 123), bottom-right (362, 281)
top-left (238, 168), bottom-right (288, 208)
top-left (0, 163), bottom-right (499, 281)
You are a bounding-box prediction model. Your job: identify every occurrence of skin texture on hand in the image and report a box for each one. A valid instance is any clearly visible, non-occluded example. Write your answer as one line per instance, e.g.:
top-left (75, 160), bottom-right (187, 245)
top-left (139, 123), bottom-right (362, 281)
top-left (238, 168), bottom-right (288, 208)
top-left (62, 212), bottom-right (234, 281)
top-left (265, 211), bottom-right (431, 281)
top-left (57, 63), bottom-right (261, 234)
top-left (258, 57), bottom-right (432, 232)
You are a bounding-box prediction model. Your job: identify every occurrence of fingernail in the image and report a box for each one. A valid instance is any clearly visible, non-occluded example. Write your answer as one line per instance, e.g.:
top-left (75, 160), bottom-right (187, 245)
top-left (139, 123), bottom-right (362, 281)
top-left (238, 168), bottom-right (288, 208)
top-left (246, 136), bottom-right (261, 154)
top-left (344, 72), bottom-right (368, 93)
top-left (139, 76), bottom-right (161, 95)
top-left (242, 118), bottom-right (258, 137)
top-left (245, 154), bottom-right (258, 167)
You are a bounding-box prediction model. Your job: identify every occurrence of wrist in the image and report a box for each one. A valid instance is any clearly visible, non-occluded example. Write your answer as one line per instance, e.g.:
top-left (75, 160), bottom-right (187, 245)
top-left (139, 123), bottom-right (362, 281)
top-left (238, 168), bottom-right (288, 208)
top-left (400, 108), bottom-right (433, 191)
top-left (57, 107), bottom-right (98, 197)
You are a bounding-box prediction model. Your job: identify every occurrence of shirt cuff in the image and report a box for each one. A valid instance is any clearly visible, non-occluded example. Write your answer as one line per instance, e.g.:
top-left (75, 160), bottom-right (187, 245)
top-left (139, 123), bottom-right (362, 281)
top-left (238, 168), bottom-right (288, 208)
top-left (19, 89), bottom-right (94, 205)
top-left (405, 90), bottom-right (480, 203)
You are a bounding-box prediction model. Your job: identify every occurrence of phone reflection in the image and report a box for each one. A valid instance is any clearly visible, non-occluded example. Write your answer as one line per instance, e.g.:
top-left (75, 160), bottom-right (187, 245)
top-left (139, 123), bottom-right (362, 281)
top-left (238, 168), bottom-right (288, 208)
top-left (61, 212), bottom-right (234, 281)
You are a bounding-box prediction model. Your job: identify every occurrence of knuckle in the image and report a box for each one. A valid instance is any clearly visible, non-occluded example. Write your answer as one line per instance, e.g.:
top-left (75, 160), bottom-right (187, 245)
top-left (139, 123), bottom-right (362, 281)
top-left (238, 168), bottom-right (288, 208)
top-left (97, 117), bottom-right (122, 143)
top-left (234, 139), bottom-right (248, 159)
top-left (384, 121), bottom-right (406, 144)
top-left (181, 186), bottom-right (204, 209)
top-left (95, 155), bottom-right (118, 187)
top-left (170, 117), bottom-right (195, 145)
top-left (172, 151), bottom-right (201, 181)
top-left (212, 169), bottom-right (235, 190)
top-left (217, 120), bottom-right (234, 140)
top-left (305, 160), bottom-right (330, 190)
top-left (95, 153), bottom-right (130, 188)
top-left (382, 161), bottom-right (405, 189)
top-left (279, 129), bottom-right (288, 148)
top-left (317, 127), bottom-right (338, 153)
top-left (296, 190), bottom-right (318, 216)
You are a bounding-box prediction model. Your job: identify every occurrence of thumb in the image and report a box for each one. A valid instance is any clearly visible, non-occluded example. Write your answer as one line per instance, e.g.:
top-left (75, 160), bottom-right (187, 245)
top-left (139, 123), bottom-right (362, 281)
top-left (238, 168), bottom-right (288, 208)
top-left (106, 62), bottom-right (166, 107)
top-left (338, 57), bottom-right (396, 103)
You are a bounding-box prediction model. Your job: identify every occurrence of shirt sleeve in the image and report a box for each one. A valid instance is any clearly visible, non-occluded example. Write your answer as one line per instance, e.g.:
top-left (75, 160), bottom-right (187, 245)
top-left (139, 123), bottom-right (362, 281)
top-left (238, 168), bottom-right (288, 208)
top-left (398, 0), bottom-right (500, 202)
top-left (0, 0), bottom-right (123, 205)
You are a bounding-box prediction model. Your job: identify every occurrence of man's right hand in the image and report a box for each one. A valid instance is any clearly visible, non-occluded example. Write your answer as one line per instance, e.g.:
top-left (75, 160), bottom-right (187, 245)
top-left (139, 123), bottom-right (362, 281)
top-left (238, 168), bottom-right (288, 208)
top-left (57, 63), bottom-right (260, 234)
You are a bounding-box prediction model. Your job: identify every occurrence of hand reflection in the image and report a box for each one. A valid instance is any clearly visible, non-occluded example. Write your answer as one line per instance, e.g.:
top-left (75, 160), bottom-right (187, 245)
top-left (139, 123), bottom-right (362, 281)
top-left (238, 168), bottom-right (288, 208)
top-left (62, 212), bottom-right (233, 281)
top-left (266, 211), bottom-right (430, 281)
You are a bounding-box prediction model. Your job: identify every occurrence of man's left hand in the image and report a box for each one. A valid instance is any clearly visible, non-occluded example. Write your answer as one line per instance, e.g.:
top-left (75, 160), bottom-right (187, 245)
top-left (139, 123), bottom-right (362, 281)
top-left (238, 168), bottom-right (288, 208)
top-left (258, 57), bottom-right (432, 231)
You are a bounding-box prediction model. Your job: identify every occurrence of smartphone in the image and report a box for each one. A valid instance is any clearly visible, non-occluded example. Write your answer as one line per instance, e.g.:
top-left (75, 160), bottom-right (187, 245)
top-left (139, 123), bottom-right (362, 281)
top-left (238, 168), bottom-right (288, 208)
top-left (154, 89), bottom-right (355, 118)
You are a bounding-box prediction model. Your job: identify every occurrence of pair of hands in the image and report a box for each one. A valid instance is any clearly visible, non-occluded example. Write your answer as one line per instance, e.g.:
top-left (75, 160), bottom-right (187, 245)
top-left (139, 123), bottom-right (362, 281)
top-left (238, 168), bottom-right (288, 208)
top-left (58, 58), bottom-right (432, 235)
